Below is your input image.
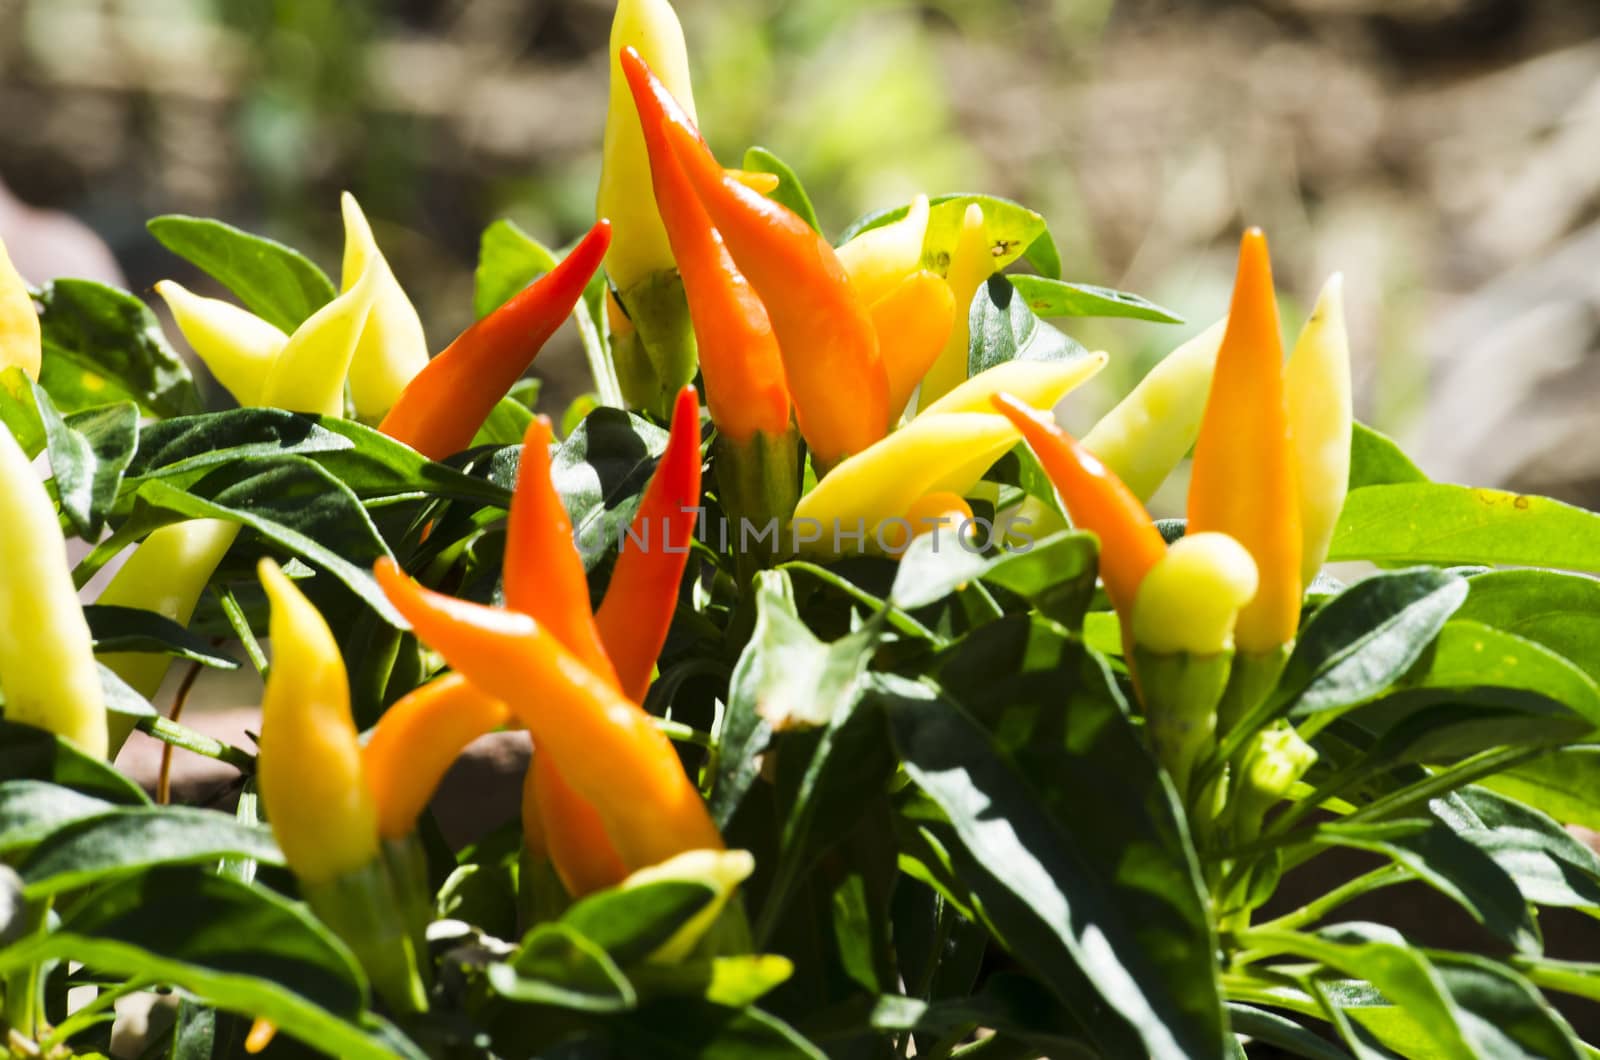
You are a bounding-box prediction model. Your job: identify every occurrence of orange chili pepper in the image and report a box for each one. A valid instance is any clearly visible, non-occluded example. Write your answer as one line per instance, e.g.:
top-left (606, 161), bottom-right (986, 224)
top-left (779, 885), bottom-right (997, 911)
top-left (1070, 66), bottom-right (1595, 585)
top-left (647, 66), bottom-right (887, 467)
top-left (594, 384), bottom-right (703, 702)
top-left (991, 393), bottom-right (1166, 622)
top-left (621, 48), bottom-right (790, 445)
top-left (374, 559), bottom-right (724, 870)
top-left (361, 672), bottom-right (509, 841)
top-left (379, 220), bottom-right (611, 460)
top-left (1186, 229), bottom-right (1302, 653)
top-left (871, 270), bottom-right (956, 421)
top-left (505, 415), bottom-right (629, 893)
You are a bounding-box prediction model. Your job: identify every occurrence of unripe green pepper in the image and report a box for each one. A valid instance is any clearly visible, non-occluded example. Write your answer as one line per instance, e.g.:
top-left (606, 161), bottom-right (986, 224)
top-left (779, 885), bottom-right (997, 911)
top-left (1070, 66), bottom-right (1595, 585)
top-left (0, 424), bottom-right (107, 758)
top-left (340, 192), bottom-right (430, 423)
top-left (1230, 723), bottom-right (1317, 844)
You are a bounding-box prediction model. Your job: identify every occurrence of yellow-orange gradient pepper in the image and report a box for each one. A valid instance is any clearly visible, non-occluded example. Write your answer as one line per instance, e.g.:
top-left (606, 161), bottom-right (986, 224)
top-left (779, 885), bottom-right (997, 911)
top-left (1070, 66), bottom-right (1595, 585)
top-left (651, 71), bottom-right (888, 469)
top-left (1286, 274), bottom-right (1351, 588)
top-left (919, 203), bottom-right (996, 406)
top-left (376, 558), bottom-right (724, 871)
top-left (0, 237), bottom-right (41, 379)
top-left (1187, 229), bottom-right (1302, 653)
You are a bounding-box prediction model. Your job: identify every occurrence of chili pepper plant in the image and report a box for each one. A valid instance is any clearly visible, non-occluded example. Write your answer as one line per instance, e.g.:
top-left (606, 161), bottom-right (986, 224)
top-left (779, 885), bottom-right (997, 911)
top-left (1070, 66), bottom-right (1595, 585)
top-left (6, 2), bottom-right (1600, 1057)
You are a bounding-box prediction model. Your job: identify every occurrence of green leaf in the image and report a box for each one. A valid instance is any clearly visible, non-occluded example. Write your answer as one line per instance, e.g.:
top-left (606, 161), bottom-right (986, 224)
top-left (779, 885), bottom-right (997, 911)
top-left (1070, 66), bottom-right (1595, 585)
top-left (1330, 483), bottom-right (1600, 571)
top-left (1481, 746), bottom-right (1600, 830)
top-left (1007, 275), bottom-right (1183, 324)
top-left (490, 923), bottom-right (637, 1012)
top-left (475, 219), bottom-right (558, 320)
top-left (46, 399), bottom-right (140, 537)
top-left (1349, 422), bottom-right (1427, 489)
top-left (839, 193), bottom-right (1050, 276)
top-left (1431, 786), bottom-right (1600, 912)
top-left (743, 147), bottom-right (821, 233)
top-left (0, 365), bottom-right (46, 456)
top-left (0, 719), bottom-right (148, 805)
top-left (889, 531), bottom-right (995, 611)
top-left (979, 529), bottom-right (1100, 628)
top-left (121, 407), bottom-right (354, 494)
top-left (1225, 1004), bottom-right (1350, 1060)
top-left (1514, 955), bottom-right (1600, 1005)
top-left (714, 571), bottom-right (875, 827)
top-left (558, 879), bottom-right (720, 966)
top-left (966, 276), bottom-right (1093, 378)
top-left (1393, 620), bottom-right (1600, 729)
top-left (0, 867), bottom-right (413, 1060)
top-left (0, 780), bottom-right (112, 856)
top-left (1320, 821), bottom-right (1540, 954)
top-left (36, 278), bottom-right (200, 418)
top-left (630, 955), bottom-right (793, 1008)
top-left (20, 805), bottom-right (283, 896)
top-left (471, 379), bottom-right (542, 448)
top-left (83, 604), bottom-right (240, 670)
top-left (882, 655), bottom-right (1225, 1059)
top-left (1455, 569), bottom-right (1600, 684)
top-left (147, 214), bottom-right (337, 333)
top-left (1276, 569), bottom-right (1468, 721)
top-left (99, 457), bottom-right (401, 626)
top-left (553, 406), bottom-right (672, 571)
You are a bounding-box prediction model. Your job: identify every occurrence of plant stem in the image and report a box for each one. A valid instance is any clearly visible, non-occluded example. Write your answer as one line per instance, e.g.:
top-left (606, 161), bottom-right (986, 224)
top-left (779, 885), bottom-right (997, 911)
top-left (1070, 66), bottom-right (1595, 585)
top-left (575, 296), bottom-right (623, 408)
top-left (137, 716), bottom-right (255, 773)
top-left (1337, 746), bottom-right (1539, 826)
top-left (1245, 864), bottom-right (1408, 939)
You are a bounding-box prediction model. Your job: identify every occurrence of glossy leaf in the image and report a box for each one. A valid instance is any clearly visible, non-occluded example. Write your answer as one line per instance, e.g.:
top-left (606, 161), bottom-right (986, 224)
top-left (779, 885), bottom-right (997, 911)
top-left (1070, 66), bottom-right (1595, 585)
top-left (84, 604), bottom-right (240, 670)
top-left (966, 276), bottom-right (1094, 378)
top-left (147, 214), bottom-right (337, 333)
top-left (0, 719), bottom-right (148, 805)
top-left (551, 405), bottom-right (673, 571)
top-left (1330, 483), bottom-right (1600, 572)
top-left (36, 278), bottom-right (201, 418)
top-left (0, 780), bottom-right (113, 856)
top-left (1008, 275), bottom-right (1182, 324)
top-left (743, 146), bottom-right (821, 233)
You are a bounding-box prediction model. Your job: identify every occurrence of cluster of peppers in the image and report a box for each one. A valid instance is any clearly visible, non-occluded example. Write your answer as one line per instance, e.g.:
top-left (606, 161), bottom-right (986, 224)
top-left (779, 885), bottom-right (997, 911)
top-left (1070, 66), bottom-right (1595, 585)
top-left (0, 0), bottom-right (1354, 1039)
top-left (995, 227), bottom-right (1351, 841)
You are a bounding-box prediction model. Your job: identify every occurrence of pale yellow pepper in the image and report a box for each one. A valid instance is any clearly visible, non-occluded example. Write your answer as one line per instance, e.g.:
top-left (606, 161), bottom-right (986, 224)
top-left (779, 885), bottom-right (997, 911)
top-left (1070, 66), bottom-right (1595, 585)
top-left (0, 424), bottom-right (107, 757)
top-left (597, 0), bottom-right (699, 292)
top-left (1131, 533), bottom-right (1259, 656)
top-left (1286, 274), bottom-right (1351, 587)
top-left (918, 203), bottom-right (995, 406)
top-left (836, 195), bottom-right (931, 308)
top-left (0, 238), bottom-right (41, 380)
top-left (340, 193), bottom-right (429, 422)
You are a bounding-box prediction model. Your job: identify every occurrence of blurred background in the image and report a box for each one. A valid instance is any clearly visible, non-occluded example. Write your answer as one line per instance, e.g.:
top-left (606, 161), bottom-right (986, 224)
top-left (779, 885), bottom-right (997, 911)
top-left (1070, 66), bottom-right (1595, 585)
top-left (3, 0), bottom-right (1600, 510)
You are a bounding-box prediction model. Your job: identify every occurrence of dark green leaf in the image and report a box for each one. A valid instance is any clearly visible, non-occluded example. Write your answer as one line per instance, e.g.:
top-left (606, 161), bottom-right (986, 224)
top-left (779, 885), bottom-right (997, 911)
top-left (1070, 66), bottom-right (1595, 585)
top-left (0, 719), bottom-right (148, 805)
top-left (1276, 569), bottom-right (1468, 721)
top-left (85, 604), bottom-right (239, 670)
top-left (557, 879), bottom-right (720, 967)
top-left (20, 805), bottom-right (283, 896)
top-left (1431, 787), bottom-right (1600, 912)
top-left (1330, 483), bottom-right (1600, 571)
top-left (553, 405), bottom-right (672, 571)
top-left (474, 219), bottom-right (557, 320)
top-left (882, 661), bottom-right (1224, 1059)
top-left (1008, 275), bottom-right (1182, 323)
top-left (36, 278), bottom-right (200, 418)
top-left (966, 276), bottom-right (1093, 378)
top-left (1349, 422), bottom-right (1428, 489)
top-left (490, 923), bottom-right (636, 1012)
top-left (1225, 1004), bottom-right (1350, 1060)
top-left (610, 999), bottom-right (826, 1059)
top-left (35, 387), bottom-right (140, 536)
top-left (0, 780), bottom-right (112, 856)
top-left (147, 215), bottom-right (336, 333)
top-left (979, 529), bottom-right (1099, 628)
top-left (743, 147), bottom-right (821, 233)
top-left (0, 867), bottom-right (409, 1059)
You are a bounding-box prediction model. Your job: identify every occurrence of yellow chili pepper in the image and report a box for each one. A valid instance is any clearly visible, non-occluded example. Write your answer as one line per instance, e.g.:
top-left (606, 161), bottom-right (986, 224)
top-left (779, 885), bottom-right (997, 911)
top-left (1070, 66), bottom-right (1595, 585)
top-left (872, 271), bottom-right (955, 422)
top-left (918, 203), bottom-right (995, 406)
top-left (598, 0), bottom-right (699, 293)
top-left (0, 424), bottom-right (108, 757)
top-left (836, 195), bottom-right (932, 308)
top-left (0, 237), bottom-right (41, 380)
top-left (375, 559), bottom-right (724, 871)
top-left (794, 358), bottom-right (1106, 554)
top-left (257, 260), bottom-right (381, 417)
top-left (1186, 229), bottom-right (1302, 653)
top-left (256, 559), bottom-right (379, 885)
top-left (155, 281), bottom-right (286, 407)
top-left (340, 192), bottom-right (429, 423)
top-left (1080, 318), bottom-right (1227, 502)
top-left (1286, 274), bottom-right (1351, 588)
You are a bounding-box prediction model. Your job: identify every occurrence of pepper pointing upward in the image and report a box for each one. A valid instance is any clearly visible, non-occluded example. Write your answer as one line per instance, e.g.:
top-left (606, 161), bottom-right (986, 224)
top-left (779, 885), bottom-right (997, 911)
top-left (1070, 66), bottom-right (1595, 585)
top-left (1186, 229), bottom-right (1302, 653)
top-left (640, 54), bottom-right (888, 469)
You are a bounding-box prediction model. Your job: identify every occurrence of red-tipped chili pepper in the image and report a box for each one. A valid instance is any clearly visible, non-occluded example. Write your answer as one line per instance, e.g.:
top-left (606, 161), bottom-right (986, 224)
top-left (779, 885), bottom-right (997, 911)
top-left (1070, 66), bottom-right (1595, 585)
top-left (379, 220), bottom-right (611, 460)
top-left (1186, 228), bottom-right (1302, 653)
top-left (650, 77), bottom-right (887, 467)
top-left (594, 385), bottom-right (703, 702)
top-left (621, 49), bottom-right (791, 445)
top-left (992, 393), bottom-right (1166, 622)
top-left (374, 559), bottom-right (724, 870)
